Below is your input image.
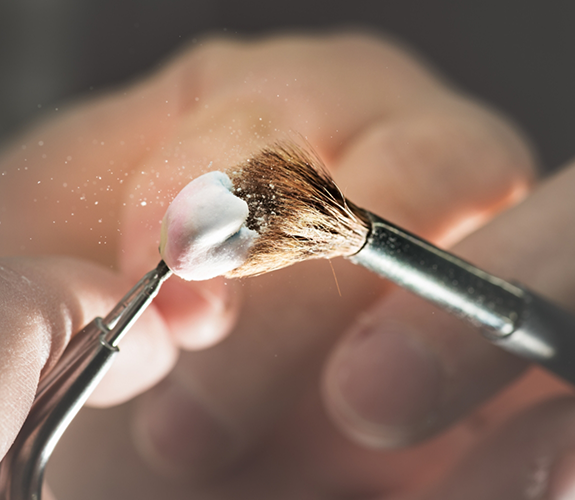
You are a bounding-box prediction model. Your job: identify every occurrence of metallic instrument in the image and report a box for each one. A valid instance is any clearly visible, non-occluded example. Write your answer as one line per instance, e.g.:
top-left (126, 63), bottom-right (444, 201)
top-left (352, 212), bottom-right (575, 384)
top-left (0, 261), bottom-right (172, 500)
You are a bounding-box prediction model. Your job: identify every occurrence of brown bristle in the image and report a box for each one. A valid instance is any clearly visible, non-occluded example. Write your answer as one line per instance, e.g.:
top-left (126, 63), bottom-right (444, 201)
top-left (225, 142), bottom-right (371, 278)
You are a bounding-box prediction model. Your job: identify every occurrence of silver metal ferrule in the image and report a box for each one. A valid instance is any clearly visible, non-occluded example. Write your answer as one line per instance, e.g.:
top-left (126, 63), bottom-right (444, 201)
top-left (350, 212), bottom-right (525, 338)
top-left (350, 211), bottom-right (575, 385)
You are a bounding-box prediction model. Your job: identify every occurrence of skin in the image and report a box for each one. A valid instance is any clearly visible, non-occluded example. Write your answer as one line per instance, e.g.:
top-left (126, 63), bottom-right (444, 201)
top-left (1, 33), bottom-right (574, 499)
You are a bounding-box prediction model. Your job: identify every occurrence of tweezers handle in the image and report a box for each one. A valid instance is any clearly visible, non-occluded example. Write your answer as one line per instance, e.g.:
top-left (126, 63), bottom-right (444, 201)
top-left (0, 261), bottom-right (171, 500)
top-left (0, 319), bottom-right (118, 500)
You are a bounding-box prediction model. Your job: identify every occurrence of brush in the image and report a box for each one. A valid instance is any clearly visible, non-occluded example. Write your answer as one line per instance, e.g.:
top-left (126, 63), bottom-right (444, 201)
top-left (161, 142), bottom-right (575, 385)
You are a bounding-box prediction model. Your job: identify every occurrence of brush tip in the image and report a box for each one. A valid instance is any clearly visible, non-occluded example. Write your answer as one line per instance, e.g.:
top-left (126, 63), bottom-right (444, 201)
top-left (160, 141), bottom-right (370, 280)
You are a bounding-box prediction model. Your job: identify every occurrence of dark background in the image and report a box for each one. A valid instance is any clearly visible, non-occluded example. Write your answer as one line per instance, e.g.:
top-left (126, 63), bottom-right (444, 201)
top-left (1, 0), bottom-right (574, 172)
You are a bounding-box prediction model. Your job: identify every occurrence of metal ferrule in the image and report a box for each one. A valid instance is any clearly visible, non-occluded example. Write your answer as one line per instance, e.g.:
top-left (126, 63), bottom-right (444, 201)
top-left (350, 212), bottom-right (575, 384)
top-left (351, 212), bottom-right (525, 337)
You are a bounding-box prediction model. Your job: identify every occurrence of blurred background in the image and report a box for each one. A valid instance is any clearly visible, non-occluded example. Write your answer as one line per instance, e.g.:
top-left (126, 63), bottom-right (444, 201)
top-left (0, 0), bottom-right (573, 173)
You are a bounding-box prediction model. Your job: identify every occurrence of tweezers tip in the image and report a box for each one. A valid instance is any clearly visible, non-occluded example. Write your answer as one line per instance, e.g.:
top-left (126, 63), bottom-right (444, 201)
top-left (155, 260), bottom-right (172, 280)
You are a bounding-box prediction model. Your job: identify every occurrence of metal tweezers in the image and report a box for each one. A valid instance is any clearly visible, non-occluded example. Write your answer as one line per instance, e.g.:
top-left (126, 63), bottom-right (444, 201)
top-left (0, 260), bottom-right (172, 500)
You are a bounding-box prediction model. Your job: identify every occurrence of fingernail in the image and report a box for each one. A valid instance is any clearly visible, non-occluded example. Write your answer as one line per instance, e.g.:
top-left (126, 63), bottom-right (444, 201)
top-left (327, 320), bottom-right (442, 447)
top-left (547, 450), bottom-right (575, 499)
top-left (133, 378), bottom-right (235, 478)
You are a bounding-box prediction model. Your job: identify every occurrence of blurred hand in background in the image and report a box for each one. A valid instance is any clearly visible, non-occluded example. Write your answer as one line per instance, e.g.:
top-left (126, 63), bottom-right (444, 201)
top-left (1, 33), bottom-right (574, 500)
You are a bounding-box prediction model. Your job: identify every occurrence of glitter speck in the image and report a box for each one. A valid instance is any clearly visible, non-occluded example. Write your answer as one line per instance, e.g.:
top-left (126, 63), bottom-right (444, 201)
top-left (140, 201), bottom-right (147, 206)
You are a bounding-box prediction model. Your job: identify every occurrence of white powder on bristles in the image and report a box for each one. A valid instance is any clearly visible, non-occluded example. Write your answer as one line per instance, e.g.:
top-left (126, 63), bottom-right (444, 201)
top-left (160, 171), bottom-right (258, 280)
top-left (160, 142), bottom-right (371, 280)
top-left (226, 143), bottom-right (371, 277)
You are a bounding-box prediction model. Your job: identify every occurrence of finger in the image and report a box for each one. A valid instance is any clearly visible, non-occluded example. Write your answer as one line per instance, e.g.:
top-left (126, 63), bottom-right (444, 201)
top-left (118, 32), bottom-right (454, 348)
top-left (0, 256), bottom-right (176, 461)
top-left (413, 397), bottom-right (575, 500)
top-left (333, 100), bottom-right (534, 245)
top-left (323, 159), bottom-right (575, 449)
top-left (131, 258), bottom-right (384, 479)
top-left (119, 32), bottom-right (533, 347)
top-left (0, 43), bottom-right (235, 351)
top-left (0, 64), bottom-right (181, 264)
top-left (127, 35), bottom-right (536, 477)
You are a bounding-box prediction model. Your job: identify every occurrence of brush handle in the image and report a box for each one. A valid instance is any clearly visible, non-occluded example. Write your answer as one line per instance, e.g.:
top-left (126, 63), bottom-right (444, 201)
top-left (350, 212), bottom-right (575, 385)
top-left (492, 289), bottom-right (575, 383)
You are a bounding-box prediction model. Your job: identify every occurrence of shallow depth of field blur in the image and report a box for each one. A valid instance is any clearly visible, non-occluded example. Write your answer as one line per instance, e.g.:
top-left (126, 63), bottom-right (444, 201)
top-left (1, 0), bottom-right (575, 174)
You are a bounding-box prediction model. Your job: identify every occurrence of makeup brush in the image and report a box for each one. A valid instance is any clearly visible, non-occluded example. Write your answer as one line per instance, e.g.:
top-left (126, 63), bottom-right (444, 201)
top-left (161, 142), bottom-right (575, 385)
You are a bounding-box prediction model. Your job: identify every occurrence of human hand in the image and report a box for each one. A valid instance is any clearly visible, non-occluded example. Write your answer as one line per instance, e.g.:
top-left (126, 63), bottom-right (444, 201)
top-left (0, 254), bottom-right (175, 498)
top-left (3, 32), bottom-right (571, 499)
